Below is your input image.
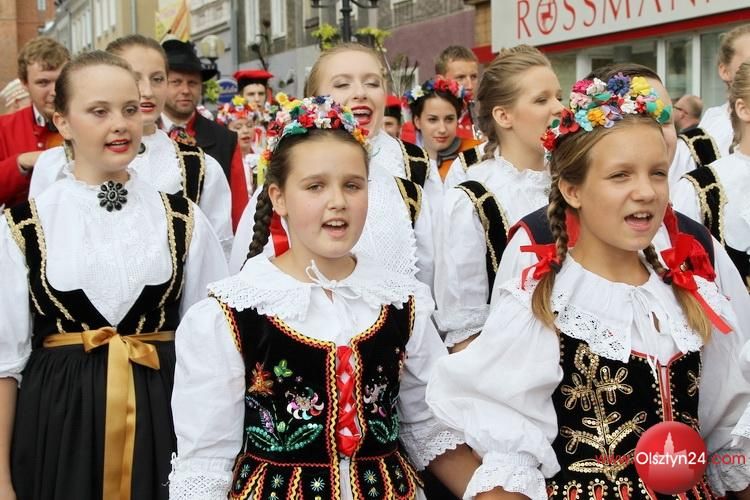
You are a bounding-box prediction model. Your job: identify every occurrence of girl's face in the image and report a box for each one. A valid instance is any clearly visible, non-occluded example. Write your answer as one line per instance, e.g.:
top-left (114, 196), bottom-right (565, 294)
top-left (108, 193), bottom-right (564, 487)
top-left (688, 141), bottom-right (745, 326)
top-left (117, 45), bottom-right (167, 135)
top-left (314, 51), bottom-right (386, 134)
top-left (54, 64), bottom-right (143, 177)
top-left (414, 96), bottom-right (458, 159)
top-left (496, 65), bottom-right (563, 154)
top-left (560, 124), bottom-right (669, 261)
top-left (269, 137), bottom-right (368, 267)
top-left (228, 118), bottom-right (255, 154)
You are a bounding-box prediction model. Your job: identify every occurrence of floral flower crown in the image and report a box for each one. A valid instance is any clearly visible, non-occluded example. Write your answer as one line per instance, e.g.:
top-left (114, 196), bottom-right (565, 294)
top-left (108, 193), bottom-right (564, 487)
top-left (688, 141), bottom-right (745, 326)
top-left (403, 77), bottom-right (472, 108)
top-left (541, 74), bottom-right (672, 152)
top-left (256, 93), bottom-right (369, 185)
top-left (216, 95), bottom-right (260, 125)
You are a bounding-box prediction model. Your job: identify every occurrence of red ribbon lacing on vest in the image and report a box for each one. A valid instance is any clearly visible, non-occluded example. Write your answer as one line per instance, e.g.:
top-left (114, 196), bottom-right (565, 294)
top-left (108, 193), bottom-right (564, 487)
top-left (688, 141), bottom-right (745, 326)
top-left (335, 345), bottom-right (361, 457)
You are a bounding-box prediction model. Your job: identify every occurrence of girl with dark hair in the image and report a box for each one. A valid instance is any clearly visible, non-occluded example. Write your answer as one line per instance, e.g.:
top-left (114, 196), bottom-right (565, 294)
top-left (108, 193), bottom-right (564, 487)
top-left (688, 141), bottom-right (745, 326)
top-left (169, 95), bottom-right (477, 499)
top-left (428, 75), bottom-right (750, 500)
top-left (0, 50), bottom-right (227, 500)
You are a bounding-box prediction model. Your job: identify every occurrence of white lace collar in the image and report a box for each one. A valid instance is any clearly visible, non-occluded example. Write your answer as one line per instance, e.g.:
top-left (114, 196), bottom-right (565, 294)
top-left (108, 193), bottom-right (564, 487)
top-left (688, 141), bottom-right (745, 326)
top-left (506, 255), bottom-right (733, 363)
top-left (208, 254), bottom-right (419, 321)
top-left (369, 129), bottom-right (405, 178)
top-left (60, 161), bottom-right (138, 196)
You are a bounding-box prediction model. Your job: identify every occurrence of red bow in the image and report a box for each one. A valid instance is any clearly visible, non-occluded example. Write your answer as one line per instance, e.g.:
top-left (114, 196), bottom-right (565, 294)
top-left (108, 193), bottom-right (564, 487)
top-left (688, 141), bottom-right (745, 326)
top-left (661, 233), bottom-right (731, 334)
top-left (520, 244), bottom-right (560, 289)
top-left (662, 205), bottom-right (715, 281)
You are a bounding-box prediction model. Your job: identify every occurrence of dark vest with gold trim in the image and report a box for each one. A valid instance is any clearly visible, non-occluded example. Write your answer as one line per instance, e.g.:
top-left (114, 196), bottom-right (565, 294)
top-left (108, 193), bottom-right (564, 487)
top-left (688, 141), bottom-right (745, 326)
top-left (216, 297), bottom-right (422, 500)
top-left (3, 193), bottom-right (193, 341)
top-left (678, 127), bottom-right (720, 169)
top-left (682, 166), bottom-right (749, 289)
top-left (173, 141), bottom-right (207, 205)
top-left (546, 335), bottom-right (714, 500)
top-left (398, 139), bottom-right (430, 188)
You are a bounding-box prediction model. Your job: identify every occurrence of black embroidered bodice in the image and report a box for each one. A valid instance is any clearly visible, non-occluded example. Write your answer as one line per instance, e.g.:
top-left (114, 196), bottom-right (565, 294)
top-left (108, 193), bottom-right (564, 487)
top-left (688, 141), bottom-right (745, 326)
top-left (173, 141), bottom-right (207, 204)
top-left (216, 298), bottom-right (422, 500)
top-left (546, 335), bottom-right (714, 500)
top-left (4, 193), bottom-right (193, 345)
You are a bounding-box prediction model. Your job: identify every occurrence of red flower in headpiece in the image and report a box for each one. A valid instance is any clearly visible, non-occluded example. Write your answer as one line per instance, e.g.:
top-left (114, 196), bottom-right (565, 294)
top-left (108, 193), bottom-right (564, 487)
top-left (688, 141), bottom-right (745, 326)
top-left (559, 108), bottom-right (580, 134)
top-left (541, 129), bottom-right (557, 151)
top-left (298, 112), bottom-right (315, 128)
top-left (267, 120), bottom-right (284, 137)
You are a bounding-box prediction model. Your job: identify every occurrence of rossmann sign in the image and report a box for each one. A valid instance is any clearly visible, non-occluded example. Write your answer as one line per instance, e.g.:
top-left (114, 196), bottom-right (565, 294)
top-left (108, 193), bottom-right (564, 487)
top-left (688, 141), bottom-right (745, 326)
top-left (491, 0), bottom-right (747, 50)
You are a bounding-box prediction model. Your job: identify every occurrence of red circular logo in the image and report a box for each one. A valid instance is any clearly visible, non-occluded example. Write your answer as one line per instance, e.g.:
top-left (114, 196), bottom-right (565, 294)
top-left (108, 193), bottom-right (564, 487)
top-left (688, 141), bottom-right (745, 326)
top-left (634, 421), bottom-right (707, 494)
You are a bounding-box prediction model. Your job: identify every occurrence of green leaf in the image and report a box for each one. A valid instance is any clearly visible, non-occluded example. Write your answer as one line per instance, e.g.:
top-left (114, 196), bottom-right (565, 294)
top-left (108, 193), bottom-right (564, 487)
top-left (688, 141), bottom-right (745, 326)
top-left (274, 359), bottom-right (293, 378)
top-left (285, 423), bottom-right (323, 448)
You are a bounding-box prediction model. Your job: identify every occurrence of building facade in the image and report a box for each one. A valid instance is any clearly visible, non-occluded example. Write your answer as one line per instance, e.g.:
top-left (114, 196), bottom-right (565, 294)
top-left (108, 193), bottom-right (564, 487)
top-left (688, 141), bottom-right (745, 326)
top-left (190, 0), bottom-right (233, 78)
top-left (487, 1), bottom-right (750, 108)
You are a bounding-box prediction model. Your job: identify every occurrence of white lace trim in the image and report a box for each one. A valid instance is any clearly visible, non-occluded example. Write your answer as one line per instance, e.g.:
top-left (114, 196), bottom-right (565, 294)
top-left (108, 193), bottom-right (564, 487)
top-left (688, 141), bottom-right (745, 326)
top-left (168, 454), bottom-right (233, 500)
top-left (131, 131), bottom-right (184, 194)
top-left (464, 452), bottom-right (547, 500)
top-left (732, 403), bottom-right (750, 448)
top-left (399, 419), bottom-right (464, 470)
top-left (706, 447), bottom-right (750, 496)
top-left (435, 306), bottom-right (489, 347)
top-left (208, 256), bottom-right (418, 321)
top-left (370, 130), bottom-right (407, 178)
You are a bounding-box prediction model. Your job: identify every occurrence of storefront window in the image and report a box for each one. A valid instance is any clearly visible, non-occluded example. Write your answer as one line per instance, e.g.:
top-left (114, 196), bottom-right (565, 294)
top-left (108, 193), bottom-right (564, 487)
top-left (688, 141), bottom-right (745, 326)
top-left (701, 31), bottom-right (726, 108)
top-left (666, 37), bottom-right (693, 99)
top-left (587, 40), bottom-right (657, 77)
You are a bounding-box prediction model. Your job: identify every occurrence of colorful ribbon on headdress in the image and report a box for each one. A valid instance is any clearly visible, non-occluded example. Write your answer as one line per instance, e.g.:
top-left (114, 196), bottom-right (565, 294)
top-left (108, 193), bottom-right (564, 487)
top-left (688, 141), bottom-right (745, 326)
top-left (520, 243), bottom-right (560, 289)
top-left (660, 232), bottom-right (731, 334)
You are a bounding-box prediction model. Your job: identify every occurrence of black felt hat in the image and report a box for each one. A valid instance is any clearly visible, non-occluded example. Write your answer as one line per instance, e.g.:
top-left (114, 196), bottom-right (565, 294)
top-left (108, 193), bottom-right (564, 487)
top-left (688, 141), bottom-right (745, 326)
top-left (162, 39), bottom-right (218, 81)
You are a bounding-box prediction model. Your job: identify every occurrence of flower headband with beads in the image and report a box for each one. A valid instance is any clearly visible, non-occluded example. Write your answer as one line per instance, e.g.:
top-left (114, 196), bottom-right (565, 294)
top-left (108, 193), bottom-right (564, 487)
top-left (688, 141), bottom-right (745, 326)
top-left (256, 93), bottom-right (369, 186)
top-left (403, 77), bottom-right (472, 108)
top-left (216, 95), bottom-right (261, 125)
top-left (541, 74), bottom-right (672, 152)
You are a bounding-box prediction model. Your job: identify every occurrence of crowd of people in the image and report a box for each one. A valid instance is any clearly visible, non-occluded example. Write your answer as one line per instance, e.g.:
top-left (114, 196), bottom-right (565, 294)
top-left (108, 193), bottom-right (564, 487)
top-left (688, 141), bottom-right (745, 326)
top-left (1, 22), bottom-right (750, 500)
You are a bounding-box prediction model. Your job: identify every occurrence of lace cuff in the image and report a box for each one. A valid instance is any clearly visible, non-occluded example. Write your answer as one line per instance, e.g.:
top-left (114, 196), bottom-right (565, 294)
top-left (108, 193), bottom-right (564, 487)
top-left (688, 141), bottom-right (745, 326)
top-left (434, 306), bottom-right (489, 347)
top-left (400, 419), bottom-right (464, 470)
top-left (168, 454), bottom-right (234, 500)
top-left (732, 403), bottom-right (750, 448)
top-left (465, 451), bottom-right (547, 500)
top-left (706, 447), bottom-right (750, 496)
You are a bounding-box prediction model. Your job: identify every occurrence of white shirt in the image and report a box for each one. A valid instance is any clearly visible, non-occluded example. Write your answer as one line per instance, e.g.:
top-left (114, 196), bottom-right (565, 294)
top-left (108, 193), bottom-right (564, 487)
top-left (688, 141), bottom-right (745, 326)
top-left (0, 167), bottom-right (229, 382)
top-left (434, 154), bottom-right (550, 346)
top-left (28, 130), bottom-right (234, 258)
top-left (700, 102), bottom-right (733, 157)
top-left (168, 255), bottom-right (462, 499)
top-left (230, 130), bottom-right (436, 288)
top-left (672, 152), bottom-right (750, 260)
top-left (428, 256), bottom-right (750, 499)
top-left (670, 138), bottom-right (698, 196)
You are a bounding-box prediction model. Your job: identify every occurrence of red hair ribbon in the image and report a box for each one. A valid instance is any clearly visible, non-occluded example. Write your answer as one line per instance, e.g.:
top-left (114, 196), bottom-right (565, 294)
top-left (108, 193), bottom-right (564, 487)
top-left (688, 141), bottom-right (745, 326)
top-left (520, 243), bottom-right (560, 289)
top-left (660, 233), bottom-right (731, 334)
top-left (663, 205), bottom-right (715, 281)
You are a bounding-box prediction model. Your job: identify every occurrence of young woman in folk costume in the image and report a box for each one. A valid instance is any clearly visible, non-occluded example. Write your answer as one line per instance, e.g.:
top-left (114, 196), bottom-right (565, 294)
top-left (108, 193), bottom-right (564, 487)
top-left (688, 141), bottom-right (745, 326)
top-left (403, 76), bottom-right (480, 218)
top-left (168, 95), bottom-right (478, 499)
top-left (0, 51), bottom-right (227, 500)
top-left (434, 44), bottom-right (564, 351)
top-left (427, 75), bottom-right (750, 500)
top-left (29, 34), bottom-right (234, 257)
top-left (673, 61), bottom-right (750, 291)
top-left (230, 43), bottom-right (436, 289)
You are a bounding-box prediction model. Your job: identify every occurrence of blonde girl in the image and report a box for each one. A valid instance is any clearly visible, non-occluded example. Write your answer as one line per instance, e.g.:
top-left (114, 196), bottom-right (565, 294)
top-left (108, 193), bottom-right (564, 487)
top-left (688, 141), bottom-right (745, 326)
top-left (169, 95), bottom-right (477, 499)
top-left (435, 45), bottom-right (563, 351)
top-left (428, 75), bottom-right (750, 500)
top-left (0, 50), bottom-right (226, 500)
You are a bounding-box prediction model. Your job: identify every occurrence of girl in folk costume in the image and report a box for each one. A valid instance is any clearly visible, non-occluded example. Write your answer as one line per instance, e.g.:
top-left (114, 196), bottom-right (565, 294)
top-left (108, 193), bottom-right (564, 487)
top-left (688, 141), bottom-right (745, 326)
top-left (216, 96), bottom-right (265, 197)
top-left (435, 45), bottom-right (563, 351)
top-left (168, 96), bottom-right (477, 499)
top-left (230, 43), bottom-right (435, 289)
top-left (427, 76), bottom-right (750, 499)
top-left (29, 35), bottom-right (234, 257)
top-left (0, 51), bottom-right (227, 500)
top-left (673, 61), bottom-right (750, 289)
top-left (403, 77), bottom-right (480, 216)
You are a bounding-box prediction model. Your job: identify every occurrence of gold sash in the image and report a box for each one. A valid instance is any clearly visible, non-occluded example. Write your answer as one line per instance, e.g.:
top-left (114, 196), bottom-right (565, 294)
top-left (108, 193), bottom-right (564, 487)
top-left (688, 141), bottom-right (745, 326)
top-left (43, 327), bottom-right (175, 499)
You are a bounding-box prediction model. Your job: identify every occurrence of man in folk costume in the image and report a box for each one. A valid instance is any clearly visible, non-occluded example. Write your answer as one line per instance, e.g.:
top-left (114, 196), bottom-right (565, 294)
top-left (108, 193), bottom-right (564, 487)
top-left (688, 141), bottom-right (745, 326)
top-left (160, 39), bottom-right (248, 229)
top-left (0, 37), bottom-right (69, 208)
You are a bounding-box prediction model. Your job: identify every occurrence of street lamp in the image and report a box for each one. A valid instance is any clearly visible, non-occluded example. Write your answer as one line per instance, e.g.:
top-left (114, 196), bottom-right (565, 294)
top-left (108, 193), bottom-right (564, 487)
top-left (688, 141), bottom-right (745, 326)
top-left (310, 0), bottom-right (379, 43)
top-left (199, 34), bottom-right (225, 78)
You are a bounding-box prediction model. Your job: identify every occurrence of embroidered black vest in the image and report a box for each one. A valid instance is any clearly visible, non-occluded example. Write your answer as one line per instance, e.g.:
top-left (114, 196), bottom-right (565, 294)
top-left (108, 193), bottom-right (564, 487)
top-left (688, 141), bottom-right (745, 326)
top-left (173, 141), bottom-right (207, 204)
top-left (4, 193), bottom-right (193, 344)
top-left (398, 140), bottom-right (430, 188)
top-left (394, 177), bottom-right (423, 228)
top-left (455, 180), bottom-right (510, 299)
top-left (678, 127), bottom-right (720, 168)
top-left (547, 335), bottom-right (714, 500)
top-left (218, 298), bottom-right (421, 500)
top-left (681, 167), bottom-right (749, 288)
top-left (457, 145), bottom-right (482, 172)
